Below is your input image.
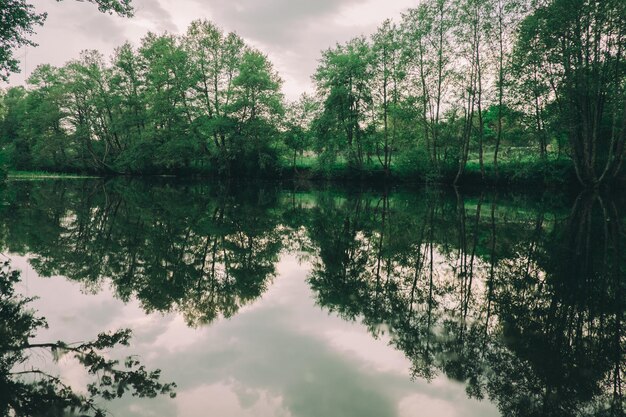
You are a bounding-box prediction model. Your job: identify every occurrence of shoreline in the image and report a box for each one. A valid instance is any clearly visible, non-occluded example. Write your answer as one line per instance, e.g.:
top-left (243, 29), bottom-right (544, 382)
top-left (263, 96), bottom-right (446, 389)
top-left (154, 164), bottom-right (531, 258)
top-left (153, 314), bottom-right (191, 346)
top-left (2, 159), bottom-right (617, 190)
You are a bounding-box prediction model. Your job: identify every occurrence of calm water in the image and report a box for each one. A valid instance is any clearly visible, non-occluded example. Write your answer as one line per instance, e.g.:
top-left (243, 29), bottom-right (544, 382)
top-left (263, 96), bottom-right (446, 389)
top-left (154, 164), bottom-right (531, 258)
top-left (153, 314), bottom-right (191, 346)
top-left (1, 179), bottom-right (624, 417)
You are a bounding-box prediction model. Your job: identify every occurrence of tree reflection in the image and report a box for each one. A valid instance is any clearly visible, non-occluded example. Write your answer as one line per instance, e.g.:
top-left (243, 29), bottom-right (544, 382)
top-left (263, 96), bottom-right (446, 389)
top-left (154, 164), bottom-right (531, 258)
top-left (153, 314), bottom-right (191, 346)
top-left (0, 180), bottom-right (624, 416)
top-left (0, 180), bottom-right (282, 326)
top-left (488, 192), bottom-right (626, 417)
top-left (306, 189), bottom-right (625, 417)
top-left (0, 260), bottom-right (175, 416)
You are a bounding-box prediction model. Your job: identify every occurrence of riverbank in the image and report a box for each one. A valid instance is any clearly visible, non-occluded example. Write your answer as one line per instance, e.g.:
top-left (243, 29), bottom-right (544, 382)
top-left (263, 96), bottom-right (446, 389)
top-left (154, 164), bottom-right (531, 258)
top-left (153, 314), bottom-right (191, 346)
top-left (6, 170), bottom-right (100, 179)
top-left (2, 158), bottom-right (589, 189)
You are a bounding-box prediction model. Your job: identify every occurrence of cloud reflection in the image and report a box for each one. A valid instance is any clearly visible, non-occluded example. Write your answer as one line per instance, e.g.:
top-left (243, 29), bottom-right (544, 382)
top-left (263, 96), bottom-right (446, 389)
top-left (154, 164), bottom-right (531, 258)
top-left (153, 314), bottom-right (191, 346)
top-left (17, 253), bottom-right (498, 417)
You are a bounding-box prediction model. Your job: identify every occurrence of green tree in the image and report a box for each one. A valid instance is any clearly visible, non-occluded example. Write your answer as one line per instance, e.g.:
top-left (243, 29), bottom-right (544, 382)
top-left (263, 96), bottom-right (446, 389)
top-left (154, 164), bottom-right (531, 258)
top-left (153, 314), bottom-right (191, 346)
top-left (182, 19), bottom-right (245, 165)
top-left (62, 51), bottom-right (123, 172)
top-left (109, 42), bottom-right (147, 166)
top-left (489, 0), bottom-right (523, 174)
top-left (514, 0), bottom-right (626, 186)
top-left (23, 64), bottom-right (68, 169)
top-left (229, 50), bottom-right (284, 174)
top-left (453, 0), bottom-right (492, 183)
top-left (0, 0), bottom-right (133, 81)
top-left (314, 37), bottom-right (373, 170)
top-left (0, 86), bottom-right (30, 169)
top-left (401, 1), bottom-right (455, 170)
top-left (139, 33), bottom-right (197, 172)
top-left (283, 93), bottom-right (318, 171)
top-left (370, 20), bottom-right (405, 175)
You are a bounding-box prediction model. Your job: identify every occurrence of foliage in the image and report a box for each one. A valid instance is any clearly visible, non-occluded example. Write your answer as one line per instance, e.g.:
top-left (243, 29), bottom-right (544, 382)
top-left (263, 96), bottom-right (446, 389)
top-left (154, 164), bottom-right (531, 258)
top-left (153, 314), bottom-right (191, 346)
top-left (0, 0), bottom-right (133, 81)
top-left (307, 0), bottom-right (626, 186)
top-left (1, 1), bottom-right (625, 187)
top-left (0, 20), bottom-right (285, 176)
top-left (513, 0), bottom-right (626, 186)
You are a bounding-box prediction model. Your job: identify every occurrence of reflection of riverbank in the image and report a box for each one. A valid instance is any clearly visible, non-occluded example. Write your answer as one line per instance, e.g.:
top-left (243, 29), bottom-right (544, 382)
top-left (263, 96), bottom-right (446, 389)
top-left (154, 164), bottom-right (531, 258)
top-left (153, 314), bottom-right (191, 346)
top-left (0, 180), bottom-right (624, 416)
top-left (13, 253), bottom-right (499, 417)
top-left (307, 190), bottom-right (625, 417)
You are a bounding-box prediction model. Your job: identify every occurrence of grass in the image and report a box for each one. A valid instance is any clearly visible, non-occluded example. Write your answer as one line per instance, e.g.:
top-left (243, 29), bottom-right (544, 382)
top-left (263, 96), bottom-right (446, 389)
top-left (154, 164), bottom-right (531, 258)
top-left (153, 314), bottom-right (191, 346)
top-left (281, 153), bottom-right (578, 187)
top-left (7, 170), bottom-right (100, 179)
top-left (460, 157), bottom-right (576, 187)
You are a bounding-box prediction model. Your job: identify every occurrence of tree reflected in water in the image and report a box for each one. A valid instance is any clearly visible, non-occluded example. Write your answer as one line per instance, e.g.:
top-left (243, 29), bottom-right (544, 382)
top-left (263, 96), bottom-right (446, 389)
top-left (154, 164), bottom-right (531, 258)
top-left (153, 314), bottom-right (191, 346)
top-left (0, 180), bottom-right (623, 416)
top-left (0, 260), bottom-right (175, 416)
top-left (305, 189), bottom-right (625, 417)
top-left (1, 180), bottom-right (282, 326)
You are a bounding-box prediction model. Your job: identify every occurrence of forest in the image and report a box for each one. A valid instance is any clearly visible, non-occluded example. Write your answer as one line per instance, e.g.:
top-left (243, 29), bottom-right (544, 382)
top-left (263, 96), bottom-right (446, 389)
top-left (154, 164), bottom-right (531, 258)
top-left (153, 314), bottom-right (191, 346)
top-left (0, 0), bottom-right (625, 187)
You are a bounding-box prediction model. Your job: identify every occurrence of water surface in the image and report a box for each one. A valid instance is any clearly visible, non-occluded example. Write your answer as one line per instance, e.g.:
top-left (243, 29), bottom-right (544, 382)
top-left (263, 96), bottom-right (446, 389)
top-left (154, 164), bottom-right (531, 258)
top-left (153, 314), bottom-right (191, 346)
top-left (1, 179), bottom-right (624, 416)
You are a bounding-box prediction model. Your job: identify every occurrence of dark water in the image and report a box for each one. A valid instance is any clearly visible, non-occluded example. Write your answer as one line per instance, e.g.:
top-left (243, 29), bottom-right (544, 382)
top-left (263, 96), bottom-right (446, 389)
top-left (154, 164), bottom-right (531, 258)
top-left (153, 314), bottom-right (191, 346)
top-left (1, 179), bottom-right (624, 417)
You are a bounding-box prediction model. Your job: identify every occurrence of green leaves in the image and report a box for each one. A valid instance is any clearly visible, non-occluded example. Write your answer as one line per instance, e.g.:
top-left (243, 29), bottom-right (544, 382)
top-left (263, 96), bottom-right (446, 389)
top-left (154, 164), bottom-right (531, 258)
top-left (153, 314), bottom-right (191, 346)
top-left (0, 0), bottom-right (133, 81)
top-left (0, 0), bottom-right (46, 80)
top-left (0, 19), bottom-right (289, 176)
top-left (512, 0), bottom-right (626, 185)
top-left (314, 37), bottom-right (373, 170)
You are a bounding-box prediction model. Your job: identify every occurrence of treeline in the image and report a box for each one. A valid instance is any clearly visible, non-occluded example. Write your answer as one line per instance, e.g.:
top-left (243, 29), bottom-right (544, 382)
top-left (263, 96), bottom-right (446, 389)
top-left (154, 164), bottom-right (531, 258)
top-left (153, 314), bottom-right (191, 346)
top-left (0, 20), bottom-right (284, 176)
top-left (1, 0), bottom-right (625, 186)
top-left (310, 0), bottom-right (626, 186)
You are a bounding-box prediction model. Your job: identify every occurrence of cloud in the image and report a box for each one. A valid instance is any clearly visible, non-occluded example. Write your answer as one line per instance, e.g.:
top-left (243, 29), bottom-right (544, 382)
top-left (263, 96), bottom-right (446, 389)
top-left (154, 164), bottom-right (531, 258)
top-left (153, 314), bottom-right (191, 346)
top-left (194, 0), bottom-right (367, 46)
top-left (189, 0), bottom-right (416, 99)
top-left (132, 0), bottom-right (178, 33)
top-left (38, 0), bottom-right (128, 45)
top-left (6, 0), bottom-right (416, 99)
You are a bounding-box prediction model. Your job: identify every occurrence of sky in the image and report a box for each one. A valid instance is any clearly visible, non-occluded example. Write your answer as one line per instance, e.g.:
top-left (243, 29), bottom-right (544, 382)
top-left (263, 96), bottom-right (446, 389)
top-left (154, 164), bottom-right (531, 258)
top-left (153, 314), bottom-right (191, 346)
top-left (10, 0), bottom-right (418, 100)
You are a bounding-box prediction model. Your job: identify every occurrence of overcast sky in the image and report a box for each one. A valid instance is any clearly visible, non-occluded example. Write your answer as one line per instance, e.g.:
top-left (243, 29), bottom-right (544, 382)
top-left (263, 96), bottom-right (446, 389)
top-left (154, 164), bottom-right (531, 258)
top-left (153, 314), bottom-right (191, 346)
top-left (10, 0), bottom-right (417, 100)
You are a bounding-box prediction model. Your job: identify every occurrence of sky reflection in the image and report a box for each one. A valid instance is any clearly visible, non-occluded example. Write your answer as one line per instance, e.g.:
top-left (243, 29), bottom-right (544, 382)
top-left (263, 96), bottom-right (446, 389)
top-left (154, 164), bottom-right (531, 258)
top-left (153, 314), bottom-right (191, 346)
top-left (14, 253), bottom-right (499, 417)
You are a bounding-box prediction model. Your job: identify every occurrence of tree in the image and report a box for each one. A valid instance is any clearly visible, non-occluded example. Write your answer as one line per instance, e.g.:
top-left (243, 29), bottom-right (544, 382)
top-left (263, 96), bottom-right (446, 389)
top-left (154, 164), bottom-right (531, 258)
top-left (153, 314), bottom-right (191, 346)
top-left (510, 12), bottom-right (552, 162)
top-left (314, 37), bottom-right (373, 170)
top-left (229, 49), bottom-right (284, 174)
top-left (183, 19), bottom-right (245, 162)
top-left (371, 19), bottom-right (405, 175)
top-left (109, 42), bottom-right (147, 160)
top-left (0, 0), bottom-right (133, 81)
top-left (0, 87), bottom-right (29, 168)
top-left (284, 93), bottom-right (318, 171)
top-left (490, 0), bottom-right (523, 175)
top-left (62, 50), bottom-right (124, 172)
top-left (514, 0), bottom-right (626, 186)
top-left (401, 1), bottom-right (455, 170)
top-left (0, 19), bottom-right (288, 176)
top-left (24, 64), bottom-right (68, 169)
top-left (453, 0), bottom-right (491, 183)
top-left (139, 33), bottom-right (197, 172)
